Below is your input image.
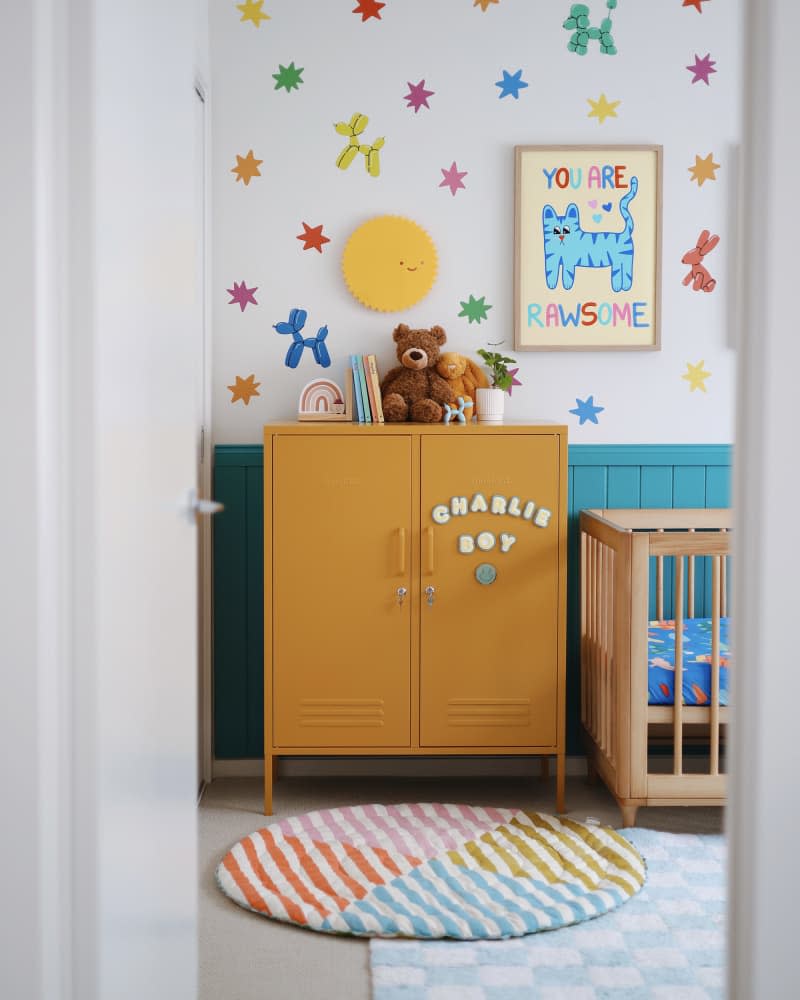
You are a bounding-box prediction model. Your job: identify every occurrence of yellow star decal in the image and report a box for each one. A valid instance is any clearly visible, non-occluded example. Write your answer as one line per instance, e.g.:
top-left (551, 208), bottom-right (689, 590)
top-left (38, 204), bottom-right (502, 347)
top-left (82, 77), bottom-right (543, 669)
top-left (231, 149), bottom-right (263, 186)
top-left (473, 0), bottom-right (500, 10)
top-left (237, 1), bottom-right (270, 27)
top-left (587, 93), bottom-right (620, 125)
top-left (682, 360), bottom-right (711, 392)
top-left (689, 152), bottom-right (720, 186)
top-left (227, 374), bottom-right (261, 405)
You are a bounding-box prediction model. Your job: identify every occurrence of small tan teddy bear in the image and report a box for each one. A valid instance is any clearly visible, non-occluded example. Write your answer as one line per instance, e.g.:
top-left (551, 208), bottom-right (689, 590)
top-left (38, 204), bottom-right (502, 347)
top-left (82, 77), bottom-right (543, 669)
top-left (435, 352), bottom-right (489, 416)
top-left (379, 324), bottom-right (454, 423)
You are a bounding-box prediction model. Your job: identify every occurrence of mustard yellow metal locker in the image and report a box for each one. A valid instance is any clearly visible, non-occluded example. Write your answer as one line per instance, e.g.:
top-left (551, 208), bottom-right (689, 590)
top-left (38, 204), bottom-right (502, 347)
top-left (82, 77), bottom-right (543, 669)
top-left (264, 423), bottom-right (567, 815)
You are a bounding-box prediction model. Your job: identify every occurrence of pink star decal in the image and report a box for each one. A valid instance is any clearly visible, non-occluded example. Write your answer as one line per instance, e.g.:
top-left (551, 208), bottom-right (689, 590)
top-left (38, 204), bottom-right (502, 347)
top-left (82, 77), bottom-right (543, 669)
top-left (686, 53), bottom-right (716, 85)
top-left (404, 79), bottom-right (435, 113)
top-left (227, 280), bottom-right (258, 312)
top-left (507, 368), bottom-right (523, 395)
top-left (439, 161), bottom-right (468, 197)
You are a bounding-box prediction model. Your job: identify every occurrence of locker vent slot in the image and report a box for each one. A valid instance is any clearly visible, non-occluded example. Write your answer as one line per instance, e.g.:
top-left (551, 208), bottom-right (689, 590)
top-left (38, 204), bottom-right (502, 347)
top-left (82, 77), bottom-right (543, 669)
top-left (299, 699), bottom-right (385, 727)
top-left (446, 699), bottom-right (530, 727)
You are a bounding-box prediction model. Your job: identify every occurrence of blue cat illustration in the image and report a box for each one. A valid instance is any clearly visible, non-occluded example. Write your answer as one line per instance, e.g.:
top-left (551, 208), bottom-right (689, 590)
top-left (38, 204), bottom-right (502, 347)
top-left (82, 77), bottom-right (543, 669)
top-left (542, 175), bottom-right (638, 291)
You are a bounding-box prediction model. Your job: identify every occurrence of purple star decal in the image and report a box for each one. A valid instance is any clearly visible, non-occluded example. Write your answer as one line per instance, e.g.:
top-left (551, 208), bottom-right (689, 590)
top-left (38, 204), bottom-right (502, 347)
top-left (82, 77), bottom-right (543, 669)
top-left (227, 280), bottom-right (258, 312)
top-left (439, 161), bottom-right (468, 197)
top-left (686, 53), bottom-right (716, 85)
top-left (506, 368), bottom-right (523, 395)
top-left (404, 79), bottom-right (435, 113)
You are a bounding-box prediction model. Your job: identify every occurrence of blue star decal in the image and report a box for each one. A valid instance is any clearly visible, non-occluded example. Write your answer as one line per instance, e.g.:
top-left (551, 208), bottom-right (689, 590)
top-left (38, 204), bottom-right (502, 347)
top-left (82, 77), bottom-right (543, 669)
top-left (569, 395), bottom-right (605, 425)
top-left (495, 69), bottom-right (529, 100)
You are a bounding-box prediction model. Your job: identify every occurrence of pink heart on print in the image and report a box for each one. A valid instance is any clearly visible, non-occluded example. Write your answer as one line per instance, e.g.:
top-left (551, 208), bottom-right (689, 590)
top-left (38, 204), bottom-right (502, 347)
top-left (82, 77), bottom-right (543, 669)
top-left (588, 199), bottom-right (598, 208)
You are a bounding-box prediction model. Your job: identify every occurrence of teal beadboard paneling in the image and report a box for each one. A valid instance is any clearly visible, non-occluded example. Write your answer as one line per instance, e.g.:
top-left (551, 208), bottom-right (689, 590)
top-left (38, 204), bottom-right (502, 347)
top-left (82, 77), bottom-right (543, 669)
top-left (213, 443), bottom-right (732, 759)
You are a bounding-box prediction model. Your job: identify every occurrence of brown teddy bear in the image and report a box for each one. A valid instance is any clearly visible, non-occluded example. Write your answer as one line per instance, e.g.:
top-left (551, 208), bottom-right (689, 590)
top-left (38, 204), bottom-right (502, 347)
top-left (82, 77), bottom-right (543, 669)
top-left (380, 324), bottom-right (454, 423)
top-left (435, 352), bottom-right (490, 416)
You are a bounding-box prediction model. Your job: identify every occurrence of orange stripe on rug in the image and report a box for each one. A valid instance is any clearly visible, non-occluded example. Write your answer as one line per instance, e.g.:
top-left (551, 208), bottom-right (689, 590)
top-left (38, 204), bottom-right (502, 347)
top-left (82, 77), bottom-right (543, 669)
top-left (284, 836), bottom-right (349, 910)
top-left (241, 836), bottom-right (307, 925)
top-left (314, 842), bottom-right (369, 899)
top-left (222, 852), bottom-right (271, 914)
top-left (259, 830), bottom-right (330, 918)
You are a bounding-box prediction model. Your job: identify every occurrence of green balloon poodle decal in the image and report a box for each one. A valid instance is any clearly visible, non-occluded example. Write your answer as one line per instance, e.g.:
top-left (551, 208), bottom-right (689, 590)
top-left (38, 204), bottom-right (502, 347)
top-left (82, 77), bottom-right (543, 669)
top-left (564, 1), bottom-right (618, 56)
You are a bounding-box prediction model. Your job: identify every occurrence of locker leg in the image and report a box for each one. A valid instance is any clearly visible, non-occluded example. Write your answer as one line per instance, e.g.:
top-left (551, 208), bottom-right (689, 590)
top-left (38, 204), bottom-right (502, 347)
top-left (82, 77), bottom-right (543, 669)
top-left (264, 754), bottom-right (274, 815)
top-left (555, 753), bottom-right (566, 814)
top-left (620, 804), bottom-right (638, 828)
top-left (539, 756), bottom-right (550, 781)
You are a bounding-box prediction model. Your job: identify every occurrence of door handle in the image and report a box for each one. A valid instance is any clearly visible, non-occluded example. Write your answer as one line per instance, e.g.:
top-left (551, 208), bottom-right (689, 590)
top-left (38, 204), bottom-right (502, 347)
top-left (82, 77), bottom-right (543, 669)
top-left (424, 526), bottom-right (435, 575)
top-left (181, 487), bottom-right (224, 524)
top-left (396, 528), bottom-right (406, 575)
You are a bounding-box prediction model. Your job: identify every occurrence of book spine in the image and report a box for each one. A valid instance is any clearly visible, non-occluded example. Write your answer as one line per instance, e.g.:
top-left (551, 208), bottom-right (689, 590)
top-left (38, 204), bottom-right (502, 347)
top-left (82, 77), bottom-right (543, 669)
top-left (366, 355), bottom-right (384, 423)
top-left (356, 355), bottom-right (372, 423)
top-left (361, 354), bottom-right (378, 421)
top-left (350, 355), bottom-right (364, 423)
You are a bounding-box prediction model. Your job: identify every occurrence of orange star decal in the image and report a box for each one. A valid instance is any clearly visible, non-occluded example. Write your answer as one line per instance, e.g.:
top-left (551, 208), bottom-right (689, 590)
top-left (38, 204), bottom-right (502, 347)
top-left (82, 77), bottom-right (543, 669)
top-left (682, 0), bottom-right (710, 12)
top-left (474, 0), bottom-right (500, 10)
top-left (227, 374), bottom-right (261, 405)
top-left (352, 0), bottom-right (385, 21)
top-left (231, 150), bottom-right (263, 186)
top-left (297, 222), bottom-right (331, 253)
top-left (688, 152), bottom-right (720, 187)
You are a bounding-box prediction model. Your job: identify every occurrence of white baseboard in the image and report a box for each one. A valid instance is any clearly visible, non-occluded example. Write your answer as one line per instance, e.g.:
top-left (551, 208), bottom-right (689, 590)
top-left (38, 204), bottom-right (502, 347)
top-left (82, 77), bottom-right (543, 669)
top-left (212, 755), bottom-right (589, 780)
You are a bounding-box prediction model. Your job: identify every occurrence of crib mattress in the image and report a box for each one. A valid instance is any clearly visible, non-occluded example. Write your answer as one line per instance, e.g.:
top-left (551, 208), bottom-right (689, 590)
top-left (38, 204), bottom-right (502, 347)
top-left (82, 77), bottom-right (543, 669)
top-left (648, 617), bottom-right (730, 706)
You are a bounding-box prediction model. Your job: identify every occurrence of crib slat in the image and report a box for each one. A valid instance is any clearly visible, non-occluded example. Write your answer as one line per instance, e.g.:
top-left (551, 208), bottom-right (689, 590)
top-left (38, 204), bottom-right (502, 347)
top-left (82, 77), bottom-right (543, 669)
top-left (721, 530), bottom-right (728, 617)
top-left (656, 528), bottom-right (664, 620)
top-left (710, 555), bottom-right (721, 775)
top-left (589, 535), bottom-right (597, 742)
top-left (688, 528), bottom-right (695, 617)
top-left (674, 556), bottom-right (684, 775)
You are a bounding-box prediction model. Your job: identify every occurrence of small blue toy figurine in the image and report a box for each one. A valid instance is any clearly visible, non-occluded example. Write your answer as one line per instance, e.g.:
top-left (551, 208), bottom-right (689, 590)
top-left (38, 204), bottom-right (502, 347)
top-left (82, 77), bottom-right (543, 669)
top-left (273, 308), bottom-right (331, 368)
top-left (443, 396), bottom-right (474, 424)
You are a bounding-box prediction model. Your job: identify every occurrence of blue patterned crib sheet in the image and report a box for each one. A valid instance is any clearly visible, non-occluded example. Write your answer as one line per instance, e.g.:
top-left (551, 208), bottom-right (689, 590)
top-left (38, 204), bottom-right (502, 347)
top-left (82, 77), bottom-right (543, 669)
top-left (648, 617), bottom-right (730, 705)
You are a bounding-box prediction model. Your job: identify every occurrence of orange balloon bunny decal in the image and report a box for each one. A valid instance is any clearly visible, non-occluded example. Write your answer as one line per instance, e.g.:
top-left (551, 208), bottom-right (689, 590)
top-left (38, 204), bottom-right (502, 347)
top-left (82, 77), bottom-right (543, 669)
top-left (682, 229), bottom-right (719, 293)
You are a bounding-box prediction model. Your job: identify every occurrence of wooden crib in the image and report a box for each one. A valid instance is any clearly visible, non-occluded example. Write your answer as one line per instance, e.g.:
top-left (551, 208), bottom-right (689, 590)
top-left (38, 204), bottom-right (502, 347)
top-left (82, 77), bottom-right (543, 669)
top-left (579, 508), bottom-right (732, 827)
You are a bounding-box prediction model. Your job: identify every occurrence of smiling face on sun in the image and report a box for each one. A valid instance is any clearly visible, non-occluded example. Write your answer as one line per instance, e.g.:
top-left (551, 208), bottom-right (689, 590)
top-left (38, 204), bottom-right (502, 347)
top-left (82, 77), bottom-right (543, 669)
top-left (342, 215), bottom-right (438, 312)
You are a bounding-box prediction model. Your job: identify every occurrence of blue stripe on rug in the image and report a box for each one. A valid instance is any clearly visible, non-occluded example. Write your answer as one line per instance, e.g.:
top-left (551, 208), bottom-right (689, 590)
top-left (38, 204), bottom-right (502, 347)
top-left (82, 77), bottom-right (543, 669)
top-left (370, 828), bottom-right (726, 999)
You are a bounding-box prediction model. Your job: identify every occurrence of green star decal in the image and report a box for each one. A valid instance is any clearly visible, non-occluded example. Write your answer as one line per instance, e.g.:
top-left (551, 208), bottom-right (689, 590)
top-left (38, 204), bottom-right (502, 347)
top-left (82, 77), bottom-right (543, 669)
top-left (273, 62), bottom-right (304, 93)
top-left (458, 294), bottom-right (492, 324)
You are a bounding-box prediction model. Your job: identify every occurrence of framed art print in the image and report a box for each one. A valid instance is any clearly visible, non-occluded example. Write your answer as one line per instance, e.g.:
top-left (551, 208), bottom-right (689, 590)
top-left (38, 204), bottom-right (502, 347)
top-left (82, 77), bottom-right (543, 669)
top-left (514, 145), bottom-right (662, 351)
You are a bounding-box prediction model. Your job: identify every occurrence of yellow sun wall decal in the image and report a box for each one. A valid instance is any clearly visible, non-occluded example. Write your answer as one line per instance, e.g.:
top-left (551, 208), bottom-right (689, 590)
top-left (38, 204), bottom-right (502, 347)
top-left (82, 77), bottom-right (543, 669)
top-left (342, 215), bottom-right (438, 312)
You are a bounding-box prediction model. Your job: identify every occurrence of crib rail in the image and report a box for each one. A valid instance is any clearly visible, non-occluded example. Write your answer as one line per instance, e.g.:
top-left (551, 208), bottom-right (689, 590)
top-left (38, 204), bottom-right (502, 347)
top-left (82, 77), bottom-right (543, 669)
top-left (580, 508), bottom-right (732, 810)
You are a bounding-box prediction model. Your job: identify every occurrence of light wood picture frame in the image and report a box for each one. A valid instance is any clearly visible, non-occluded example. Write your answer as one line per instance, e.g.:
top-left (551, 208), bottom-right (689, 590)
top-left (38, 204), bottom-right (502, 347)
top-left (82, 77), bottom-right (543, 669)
top-left (514, 145), bottom-right (662, 351)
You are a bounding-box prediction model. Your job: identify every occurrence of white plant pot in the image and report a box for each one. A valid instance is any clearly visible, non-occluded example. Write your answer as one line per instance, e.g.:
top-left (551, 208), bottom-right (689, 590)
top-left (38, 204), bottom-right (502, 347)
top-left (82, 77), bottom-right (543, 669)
top-left (476, 387), bottom-right (505, 423)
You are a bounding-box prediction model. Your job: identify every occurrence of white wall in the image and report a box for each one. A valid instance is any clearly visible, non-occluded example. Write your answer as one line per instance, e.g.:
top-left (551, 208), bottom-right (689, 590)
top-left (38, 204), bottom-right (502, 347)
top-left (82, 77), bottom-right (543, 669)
top-left (211, 0), bottom-right (740, 444)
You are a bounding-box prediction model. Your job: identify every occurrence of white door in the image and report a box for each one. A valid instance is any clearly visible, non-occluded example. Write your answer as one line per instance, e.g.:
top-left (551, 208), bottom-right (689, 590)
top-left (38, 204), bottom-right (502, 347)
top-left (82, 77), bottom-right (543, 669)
top-left (1, 3), bottom-right (204, 998)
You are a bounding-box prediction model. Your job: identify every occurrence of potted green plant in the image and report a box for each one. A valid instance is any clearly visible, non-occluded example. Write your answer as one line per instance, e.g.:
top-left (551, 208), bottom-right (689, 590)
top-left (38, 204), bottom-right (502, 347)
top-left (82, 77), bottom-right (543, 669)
top-left (475, 348), bottom-right (518, 423)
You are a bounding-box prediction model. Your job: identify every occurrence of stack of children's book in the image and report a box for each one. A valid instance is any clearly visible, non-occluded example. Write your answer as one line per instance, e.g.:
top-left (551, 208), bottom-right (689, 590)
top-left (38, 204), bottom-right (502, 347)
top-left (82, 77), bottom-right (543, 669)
top-left (347, 354), bottom-right (385, 424)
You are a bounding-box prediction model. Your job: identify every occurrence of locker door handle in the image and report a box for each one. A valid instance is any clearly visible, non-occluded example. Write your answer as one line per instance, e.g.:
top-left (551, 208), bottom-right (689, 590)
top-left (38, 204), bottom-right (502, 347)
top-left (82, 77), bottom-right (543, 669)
top-left (424, 526), bottom-right (435, 575)
top-left (396, 528), bottom-right (406, 575)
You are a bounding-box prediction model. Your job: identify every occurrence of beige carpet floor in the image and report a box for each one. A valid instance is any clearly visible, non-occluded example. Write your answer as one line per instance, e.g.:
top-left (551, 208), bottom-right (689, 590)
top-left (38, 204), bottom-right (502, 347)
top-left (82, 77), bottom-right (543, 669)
top-left (199, 774), bottom-right (724, 1000)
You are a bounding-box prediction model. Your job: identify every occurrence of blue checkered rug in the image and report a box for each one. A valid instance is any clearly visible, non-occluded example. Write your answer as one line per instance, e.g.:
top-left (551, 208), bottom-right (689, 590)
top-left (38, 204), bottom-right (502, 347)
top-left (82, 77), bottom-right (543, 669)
top-left (370, 828), bottom-right (725, 999)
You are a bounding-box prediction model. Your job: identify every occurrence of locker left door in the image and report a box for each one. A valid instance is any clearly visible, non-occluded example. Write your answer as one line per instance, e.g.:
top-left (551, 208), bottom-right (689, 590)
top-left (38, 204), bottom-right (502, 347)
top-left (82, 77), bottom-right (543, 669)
top-left (271, 434), bottom-right (413, 747)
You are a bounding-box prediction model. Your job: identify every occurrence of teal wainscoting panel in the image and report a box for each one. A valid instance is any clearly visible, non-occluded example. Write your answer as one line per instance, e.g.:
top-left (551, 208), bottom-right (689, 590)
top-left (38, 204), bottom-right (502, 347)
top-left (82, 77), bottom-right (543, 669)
top-left (213, 446), bottom-right (264, 758)
top-left (213, 443), bottom-right (732, 760)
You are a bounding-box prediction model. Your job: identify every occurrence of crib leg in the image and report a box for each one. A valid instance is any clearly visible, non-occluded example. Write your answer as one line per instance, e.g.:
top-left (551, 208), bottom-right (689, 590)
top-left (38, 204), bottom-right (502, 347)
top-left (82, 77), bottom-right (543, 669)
top-left (619, 804), bottom-right (638, 828)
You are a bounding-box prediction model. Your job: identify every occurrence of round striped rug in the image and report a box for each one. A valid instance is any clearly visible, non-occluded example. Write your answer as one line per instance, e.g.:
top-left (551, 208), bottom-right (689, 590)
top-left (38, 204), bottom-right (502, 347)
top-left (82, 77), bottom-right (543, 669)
top-left (215, 804), bottom-right (646, 939)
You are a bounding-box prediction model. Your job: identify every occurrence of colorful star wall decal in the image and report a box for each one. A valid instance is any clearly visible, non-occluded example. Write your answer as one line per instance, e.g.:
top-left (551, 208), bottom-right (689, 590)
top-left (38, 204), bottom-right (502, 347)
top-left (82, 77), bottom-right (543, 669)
top-left (506, 368), bottom-right (523, 395)
top-left (404, 79), bottom-right (435, 113)
top-left (439, 161), bottom-right (468, 196)
top-left (296, 222), bottom-right (330, 253)
top-left (682, 360), bottom-right (711, 392)
top-left (273, 62), bottom-right (304, 93)
top-left (569, 396), bottom-right (605, 425)
top-left (227, 280), bottom-right (258, 311)
top-left (352, 0), bottom-right (385, 21)
top-left (227, 374), bottom-right (261, 405)
top-left (474, 0), bottom-right (500, 10)
top-left (495, 69), bottom-right (528, 100)
top-left (236, 0), bottom-right (270, 27)
top-left (687, 53), bottom-right (716, 85)
top-left (682, 0), bottom-right (710, 12)
top-left (587, 93), bottom-right (620, 125)
top-left (231, 150), bottom-right (263, 185)
top-left (689, 152), bottom-right (720, 186)
top-left (458, 294), bottom-right (492, 324)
